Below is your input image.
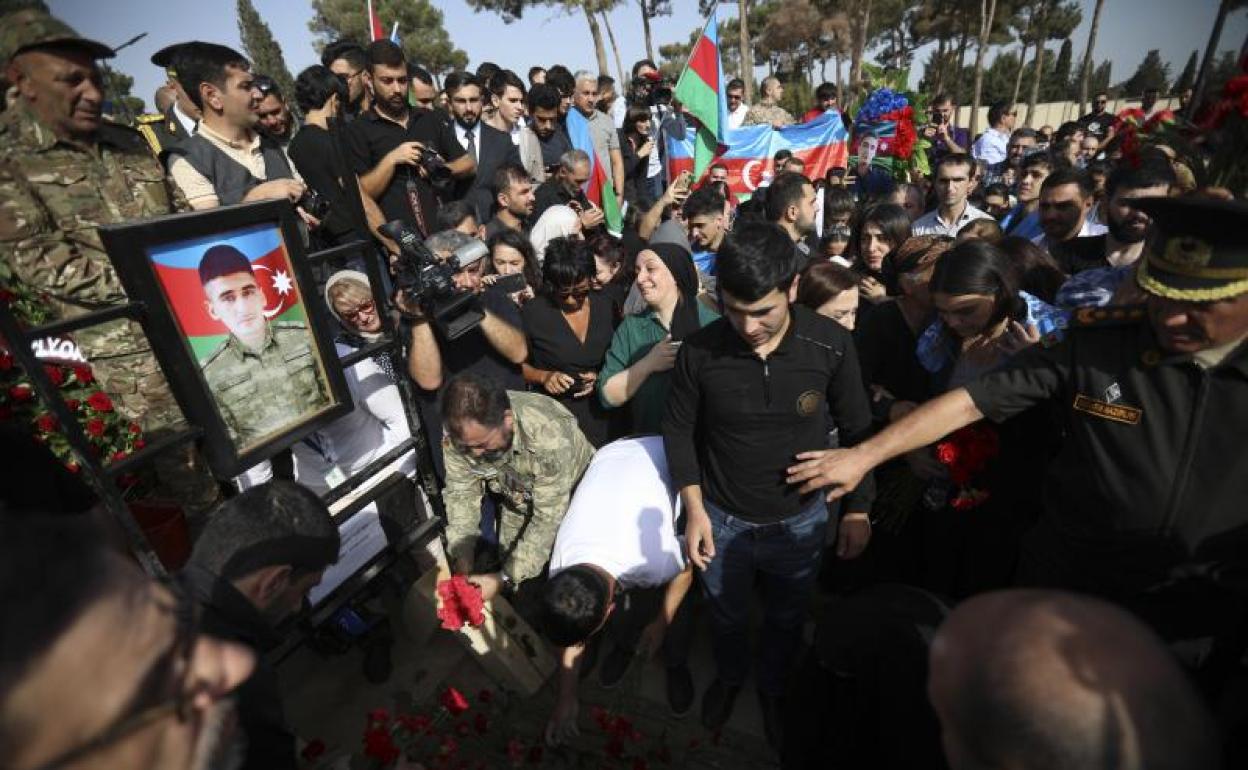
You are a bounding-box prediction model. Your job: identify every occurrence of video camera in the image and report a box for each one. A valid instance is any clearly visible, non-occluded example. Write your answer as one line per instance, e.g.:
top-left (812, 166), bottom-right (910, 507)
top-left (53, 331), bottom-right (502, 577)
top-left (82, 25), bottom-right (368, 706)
top-left (629, 71), bottom-right (672, 108)
top-left (379, 220), bottom-right (488, 340)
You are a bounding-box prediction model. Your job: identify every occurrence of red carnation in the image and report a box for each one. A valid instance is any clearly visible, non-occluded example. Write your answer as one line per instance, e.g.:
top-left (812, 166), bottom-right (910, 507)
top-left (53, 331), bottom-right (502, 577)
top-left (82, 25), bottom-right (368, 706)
top-left (65, 461), bottom-right (79, 473)
top-left (436, 576), bottom-right (486, 630)
top-left (73, 366), bottom-right (93, 384)
top-left (397, 713), bottom-right (431, 734)
top-left (0, 351), bottom-right (12, 371)
top-left (35, 413), bottom-right (57, 432)
top-left (367, 707), bottom-right (391, 726)
top-left (935, 442), bottom-right (958, 466)
top-left (362, 727), bottom-right (399, 764)
top-left (129, 422), bottom-right (142, 434)
top-left (300, 739), bottom-right (326, 762)
top-left (9, 384), bottom-right (33, 402)
top-left (440, 686), bottom-right (470, 716)
top-left (86, 391), bottom-right (113, 412)
top-left (86, 417), bottom-right (106, 438)
top-left (0, 289), bottom-right (13, 304)
top-left (133, 438), bottom-right (146, 450)
top-left (112, 450), bottom-right (128, 463)
top-left (43, 365), bottom-right (64, 386)
top-left (64, 398), bottom-right (80, 411)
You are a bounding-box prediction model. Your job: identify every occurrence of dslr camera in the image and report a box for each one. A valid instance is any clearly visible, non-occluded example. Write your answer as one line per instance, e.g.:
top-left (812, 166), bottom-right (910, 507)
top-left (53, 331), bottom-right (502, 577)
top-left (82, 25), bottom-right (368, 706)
top-left (379, 220), bottom-right (488, 340)
top-left (418, 150), bottom-right (454, 193)
top-left (298, 188), bottom-right (331, 220)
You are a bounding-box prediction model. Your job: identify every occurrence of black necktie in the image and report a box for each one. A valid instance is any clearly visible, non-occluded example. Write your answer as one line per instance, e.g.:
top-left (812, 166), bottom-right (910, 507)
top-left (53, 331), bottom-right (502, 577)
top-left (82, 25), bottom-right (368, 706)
top-left (464, 128), bottom-right (476, 161)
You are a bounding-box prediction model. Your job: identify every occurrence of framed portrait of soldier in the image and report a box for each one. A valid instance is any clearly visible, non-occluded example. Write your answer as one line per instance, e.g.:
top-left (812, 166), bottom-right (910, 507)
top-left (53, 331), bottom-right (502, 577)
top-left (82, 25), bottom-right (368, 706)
top-left (101, 199), bottom-right (351, 478)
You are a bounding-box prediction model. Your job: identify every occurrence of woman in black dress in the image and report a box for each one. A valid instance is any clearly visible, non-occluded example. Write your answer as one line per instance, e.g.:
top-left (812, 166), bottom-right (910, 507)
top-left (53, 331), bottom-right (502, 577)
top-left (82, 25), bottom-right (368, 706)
top-left (520, 237), bottom-right (619, 446)
top-left (850, 203), bottom-right (911, 308)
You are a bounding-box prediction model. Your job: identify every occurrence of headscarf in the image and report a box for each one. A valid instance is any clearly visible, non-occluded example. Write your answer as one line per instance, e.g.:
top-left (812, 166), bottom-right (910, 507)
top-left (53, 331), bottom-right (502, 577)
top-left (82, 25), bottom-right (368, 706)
top-left (645, 242), bottom-right (702, 341)
top-left (530, 205), bottom-right (581, 264)
top-left (324, 270), bottom-right (398, 383)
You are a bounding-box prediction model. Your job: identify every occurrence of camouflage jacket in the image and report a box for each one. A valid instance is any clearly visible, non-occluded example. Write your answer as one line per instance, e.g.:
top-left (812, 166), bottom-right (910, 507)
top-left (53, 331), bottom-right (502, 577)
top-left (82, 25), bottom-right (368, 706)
top-left (0, 103), bottom-right (186, 355)
top-left (442, 391), bottom-right (594, 583)
top-left (201, 321), bottom-right (330, 447)
top-left (743, 102), bottom-right (795, 128)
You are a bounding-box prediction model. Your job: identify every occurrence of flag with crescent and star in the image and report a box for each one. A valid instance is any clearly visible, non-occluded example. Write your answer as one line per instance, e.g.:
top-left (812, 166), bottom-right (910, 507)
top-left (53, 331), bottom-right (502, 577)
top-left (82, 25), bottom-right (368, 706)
top-left (666, 112), bottom-right (849, 201)
top-left (149, 223), bottom-right (308, 362)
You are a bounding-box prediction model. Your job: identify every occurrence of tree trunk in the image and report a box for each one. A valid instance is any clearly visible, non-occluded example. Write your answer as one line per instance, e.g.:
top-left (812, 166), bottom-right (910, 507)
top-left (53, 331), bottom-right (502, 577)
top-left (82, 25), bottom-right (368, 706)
top-left (970, 0), bottom-right (998, 139)
top-left (600, 9), bottom-right (628, 88)
top-left (950, 24), bottom-right (970, 103)
top-left (583, 5), bottom-right (611, 77)
top-left (1076, 0), bottom-right (1105, 115)
top-left (639, 0), bottom-right (655, 63)
top-left (849, 0), bottom-right (873, 99)
top-left (1024, 13), bottom-right (1048, 127)
top-left (1191, 0), bottom-right (1234, 116)
top-left (835, 50), bottom-right (843, 97)
top-left (932, 34), bottom-right (949, 96)
top-left (1011, 39), bottom-right (1029, 106)
top-left (738, 0), bottom-right (754, 102)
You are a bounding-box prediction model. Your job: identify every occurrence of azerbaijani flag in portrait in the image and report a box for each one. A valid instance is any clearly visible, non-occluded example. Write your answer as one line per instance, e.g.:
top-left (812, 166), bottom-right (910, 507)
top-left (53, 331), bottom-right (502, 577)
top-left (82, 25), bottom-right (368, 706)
top-left (148, 223), bottom-right (307, 362)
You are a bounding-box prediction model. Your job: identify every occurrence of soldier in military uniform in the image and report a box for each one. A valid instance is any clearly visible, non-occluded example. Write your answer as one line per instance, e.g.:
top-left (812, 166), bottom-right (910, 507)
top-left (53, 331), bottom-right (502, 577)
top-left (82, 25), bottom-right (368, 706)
top-left (135, 42), bottom-right (201, 158)
top-left (0, 9), bottom-right (219, 510)
top-left (439, 371), bottom-right (594, 612)
top-left (197, 244), bottom-right (329, 447)
top-left (792, 196), bottom-right (1248, 646)
top-left (743, 76), bottom-right (795, 129)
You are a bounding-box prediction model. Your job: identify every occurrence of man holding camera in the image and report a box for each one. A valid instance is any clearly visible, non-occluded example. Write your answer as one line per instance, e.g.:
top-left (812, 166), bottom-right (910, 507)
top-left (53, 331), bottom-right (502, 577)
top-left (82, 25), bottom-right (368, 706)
top-left (345, 40), bottom-right (475, 239)
top-left (164, 43), bottom-right (311, 215)
top-left (922, 94), bottom-right (968, 168)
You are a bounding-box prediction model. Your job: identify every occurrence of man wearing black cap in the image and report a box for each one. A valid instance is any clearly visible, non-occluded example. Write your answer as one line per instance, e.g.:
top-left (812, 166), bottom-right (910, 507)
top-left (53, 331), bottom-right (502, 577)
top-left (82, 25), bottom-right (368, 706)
top-left (792, 195), bottom-right (1248, 647)
top-left (135, 41), bottom-right (204, 157)
top-left (184, 480), bottom-right (341, 770)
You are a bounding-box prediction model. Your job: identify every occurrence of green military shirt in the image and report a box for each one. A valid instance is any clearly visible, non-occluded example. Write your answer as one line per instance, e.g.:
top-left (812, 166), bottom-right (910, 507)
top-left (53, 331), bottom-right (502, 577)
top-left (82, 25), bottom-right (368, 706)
top-left (201, 321), bottom-right (331, 447)
top-left (597, 304), bottom-right (719, 435)
top-left (442, 391), bottom-right (595, 583)
top-left (0, 102), bottom-right (187, 426)
top-left (964, 305), bottom-right (1248, 603)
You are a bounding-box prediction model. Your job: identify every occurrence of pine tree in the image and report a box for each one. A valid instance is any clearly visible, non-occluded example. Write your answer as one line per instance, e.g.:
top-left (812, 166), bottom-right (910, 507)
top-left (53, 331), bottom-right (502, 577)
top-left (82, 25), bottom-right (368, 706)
top-left (237, 0), bottom-right (297, 111)
top-left (1048, 38), bottom-right (1072, 99)
top-left (1174, 50), bottom-right (1198, 94)
top-left (1091, 59), bottom-right (1112, 96)
top-left (1118, 49), bottom-right (1170, 96)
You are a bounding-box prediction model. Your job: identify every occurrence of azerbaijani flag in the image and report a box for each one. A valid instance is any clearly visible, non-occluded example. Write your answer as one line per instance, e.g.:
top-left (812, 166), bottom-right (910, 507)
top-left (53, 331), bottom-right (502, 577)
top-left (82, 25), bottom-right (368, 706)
top-left (366, 0), bottom-right (385, 42)
top-left (672, 10), bottom-right (726, 179)
top-left (666, 112), bottom-right (849, 200)
top-left (149, 223), bottom-right (307, 362)
top-left (565, 108), bottom-right (623, 236)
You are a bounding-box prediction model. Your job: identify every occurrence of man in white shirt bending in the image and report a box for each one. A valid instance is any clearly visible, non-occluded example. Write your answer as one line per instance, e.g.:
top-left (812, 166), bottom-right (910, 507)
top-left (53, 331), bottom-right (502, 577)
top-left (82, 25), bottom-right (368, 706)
top-left (540, 436), bottom-right (696, 745)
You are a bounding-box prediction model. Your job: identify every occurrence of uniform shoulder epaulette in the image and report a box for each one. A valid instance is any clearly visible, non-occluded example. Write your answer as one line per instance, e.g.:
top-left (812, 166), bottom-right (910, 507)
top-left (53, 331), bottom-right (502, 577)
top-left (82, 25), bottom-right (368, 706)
top-left (1071, 305), bottom-right (1147, 328)
top-left (136, 113), bottom-right (165, 124)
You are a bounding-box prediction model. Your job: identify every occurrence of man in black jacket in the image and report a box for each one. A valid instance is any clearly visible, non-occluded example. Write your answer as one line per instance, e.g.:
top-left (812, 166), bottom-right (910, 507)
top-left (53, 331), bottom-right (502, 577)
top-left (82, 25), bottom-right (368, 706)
top-left (182, 481), bottom-right (340, 770)
top-left (444, 70), bottom-right (520, 221)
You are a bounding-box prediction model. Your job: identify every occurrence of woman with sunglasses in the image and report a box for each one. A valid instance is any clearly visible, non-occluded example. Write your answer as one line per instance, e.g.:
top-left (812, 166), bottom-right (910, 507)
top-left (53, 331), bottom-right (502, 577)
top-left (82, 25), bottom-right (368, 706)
top-left (520, 237), bottom-right (620, 446)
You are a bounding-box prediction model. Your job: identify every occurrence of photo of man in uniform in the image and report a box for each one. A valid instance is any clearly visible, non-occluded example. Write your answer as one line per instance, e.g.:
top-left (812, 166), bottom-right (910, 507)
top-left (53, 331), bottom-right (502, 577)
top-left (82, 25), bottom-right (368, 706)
top-left (197, 243), bottom-right (330, 447)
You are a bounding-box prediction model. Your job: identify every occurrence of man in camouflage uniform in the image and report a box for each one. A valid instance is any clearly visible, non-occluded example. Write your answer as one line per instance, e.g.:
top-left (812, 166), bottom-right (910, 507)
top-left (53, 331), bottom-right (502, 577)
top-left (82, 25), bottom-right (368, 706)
top-left (197, 244), bottom-right (329, 447)
top-left (743, 76), bottom-right (795, 129)
top-left (439, 371), bottom-right (594, 610)
top-left (0, 10), bottom-right (219, 510)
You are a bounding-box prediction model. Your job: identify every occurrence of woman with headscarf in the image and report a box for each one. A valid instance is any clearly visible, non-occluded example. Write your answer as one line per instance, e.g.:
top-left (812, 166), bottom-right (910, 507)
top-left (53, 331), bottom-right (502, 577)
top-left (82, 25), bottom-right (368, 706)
top-left (598, 242), bottom-right (718, 435)
top-left (529, 204), bottom-right (583, 263)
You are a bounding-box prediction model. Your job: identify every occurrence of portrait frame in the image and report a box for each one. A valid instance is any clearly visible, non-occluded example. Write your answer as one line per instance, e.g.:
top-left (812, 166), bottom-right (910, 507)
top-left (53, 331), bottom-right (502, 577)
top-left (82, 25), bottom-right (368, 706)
top-left (100, 199), bottom-right (352, 478)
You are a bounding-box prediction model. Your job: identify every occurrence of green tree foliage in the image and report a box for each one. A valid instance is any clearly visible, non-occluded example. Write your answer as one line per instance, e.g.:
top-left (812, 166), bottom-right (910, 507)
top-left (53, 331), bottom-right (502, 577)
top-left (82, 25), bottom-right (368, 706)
top-left (237, 0), bottom-right (297, 111)
top-left (1091, 59), bottom-right (1112, 96)
top-left (1205, 50), bottom-right (1240, 97)
top-left (310, 0), bottom-right (467, 79)
top-left (101, 64), bottom-right (144, 119)
top-left (1047, 38), bottom-right (1071, 99)
top-left (0, 0), bottom-right (49, 14)
top-left (1174, 50), bottom-right (1198, 94)
top-left (1119, 49), bottom-right (1170, 96)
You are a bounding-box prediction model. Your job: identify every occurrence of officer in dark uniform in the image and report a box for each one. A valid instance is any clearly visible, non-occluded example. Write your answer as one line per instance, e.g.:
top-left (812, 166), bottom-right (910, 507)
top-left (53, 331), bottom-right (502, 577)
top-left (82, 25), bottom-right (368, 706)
top-left (135, 41), bottom-right (202, 157)
top-left (790, 195), bottom-right (1248, 646)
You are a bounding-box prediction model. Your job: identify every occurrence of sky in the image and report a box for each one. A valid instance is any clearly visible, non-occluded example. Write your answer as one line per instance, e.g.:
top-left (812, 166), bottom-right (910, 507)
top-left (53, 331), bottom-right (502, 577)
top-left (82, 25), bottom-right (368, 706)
top-left (48, 0), bottom-right (1248, 114)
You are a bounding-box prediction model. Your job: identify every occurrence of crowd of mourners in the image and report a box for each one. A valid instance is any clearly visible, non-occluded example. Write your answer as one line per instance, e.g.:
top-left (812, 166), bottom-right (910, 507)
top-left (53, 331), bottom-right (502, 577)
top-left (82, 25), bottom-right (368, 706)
top-left (3, 6), bottom-right (1248, 770)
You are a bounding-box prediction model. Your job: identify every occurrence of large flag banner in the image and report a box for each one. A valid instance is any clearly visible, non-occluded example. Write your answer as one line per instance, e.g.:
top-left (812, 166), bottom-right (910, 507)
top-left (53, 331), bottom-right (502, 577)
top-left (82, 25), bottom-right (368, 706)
top-left (565, 108), bottom-right (623, 235)
top-left (672, 11), bottom-right (726, 179)
top-left (149, 223), bottom-right (307, 362)
top-left (667, 111), bottom-right (850, 199)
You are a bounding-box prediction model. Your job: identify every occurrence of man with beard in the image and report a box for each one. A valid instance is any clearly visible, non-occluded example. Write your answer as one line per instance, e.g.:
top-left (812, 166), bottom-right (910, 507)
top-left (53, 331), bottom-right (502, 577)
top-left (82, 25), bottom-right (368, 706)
top-left (532, 149), bottom-right (604, 231)
top-left (1078, 92), bottom-right (1113, 142)
top-left (1033, 167), bottom-right (1108, 269)
top-left (345, 40), bottom-right (473, 237)
top-left (440, 372), bottom-right (594, 617)
top-left (252, 75), bottom-right (292, 148)
top-left (444, 70), bottom-right (520, 219)
top-left (322, 40), bottom-right (369, 118)
top-left (183, 481), bottom-right (341, 770)
top-left (1001, 152), bottom-right (1052, 241)
top-left (165, 43), bottom-right (308, 211)
top-left (484, 163), bottom-right (535, 239)
top-left (407, 63), bottom-right (436, 112)
top-left (0, 513), bottom-right (255, 770)
top-left (765, 171), bottom-right (818, 261)
top-left (521, 83), bottom-right (570, 182)
top-left (1056, 161), bottom-right (1177, 308)
top-left (572, 70), bottom-right (624, 207)
top-left (137, 41), bottom-right (205, 156)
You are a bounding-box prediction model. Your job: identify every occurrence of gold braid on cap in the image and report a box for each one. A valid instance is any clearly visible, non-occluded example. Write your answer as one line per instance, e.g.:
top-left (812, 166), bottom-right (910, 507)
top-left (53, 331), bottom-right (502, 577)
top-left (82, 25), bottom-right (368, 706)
top-left (1137, 257), bottom-right (1248, 302)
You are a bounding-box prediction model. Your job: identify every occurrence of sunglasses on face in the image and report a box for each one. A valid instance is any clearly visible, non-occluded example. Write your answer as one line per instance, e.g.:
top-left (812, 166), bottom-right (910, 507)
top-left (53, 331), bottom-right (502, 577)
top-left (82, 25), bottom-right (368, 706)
top-left (340, 301), bottom-right (376, 323)
top-left (555, 285), bottom-right (591, 299)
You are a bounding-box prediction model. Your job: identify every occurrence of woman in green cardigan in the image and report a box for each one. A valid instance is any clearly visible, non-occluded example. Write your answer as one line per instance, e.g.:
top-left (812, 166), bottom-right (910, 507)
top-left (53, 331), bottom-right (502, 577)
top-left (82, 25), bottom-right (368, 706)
top-left (597, 242), bottom-right (718, 434)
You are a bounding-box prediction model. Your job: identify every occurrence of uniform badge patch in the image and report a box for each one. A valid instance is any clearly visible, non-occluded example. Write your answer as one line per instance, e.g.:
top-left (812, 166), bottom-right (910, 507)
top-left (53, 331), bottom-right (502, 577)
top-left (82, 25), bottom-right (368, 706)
top-left (796, 390), bottom-right (822, 417)
top-left (1073, 394), bottom-right (1142, 425)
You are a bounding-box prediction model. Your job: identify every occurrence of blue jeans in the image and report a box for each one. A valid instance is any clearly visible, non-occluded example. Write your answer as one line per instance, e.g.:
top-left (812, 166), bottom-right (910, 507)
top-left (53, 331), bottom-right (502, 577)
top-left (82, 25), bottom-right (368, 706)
top-left (700, 497), bottom-right (829, 695)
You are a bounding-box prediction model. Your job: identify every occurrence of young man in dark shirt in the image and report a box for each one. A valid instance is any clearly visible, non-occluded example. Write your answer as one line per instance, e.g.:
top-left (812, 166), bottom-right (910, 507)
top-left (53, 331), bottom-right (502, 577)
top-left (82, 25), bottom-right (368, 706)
top-left (345, 40), bottom-right (474, 237)
top-left (662, 222), bottom-right (875, 751)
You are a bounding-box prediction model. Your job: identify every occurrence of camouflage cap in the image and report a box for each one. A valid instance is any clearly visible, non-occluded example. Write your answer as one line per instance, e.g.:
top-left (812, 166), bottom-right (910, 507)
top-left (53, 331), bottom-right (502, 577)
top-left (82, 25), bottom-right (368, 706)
top-left (0, 9), bottom-right (114, 63)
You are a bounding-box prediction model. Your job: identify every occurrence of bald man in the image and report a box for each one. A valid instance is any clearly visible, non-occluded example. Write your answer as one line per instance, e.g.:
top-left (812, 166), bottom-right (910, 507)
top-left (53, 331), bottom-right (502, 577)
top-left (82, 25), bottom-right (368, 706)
top-left (928, 590), bottom-right (1219, 770)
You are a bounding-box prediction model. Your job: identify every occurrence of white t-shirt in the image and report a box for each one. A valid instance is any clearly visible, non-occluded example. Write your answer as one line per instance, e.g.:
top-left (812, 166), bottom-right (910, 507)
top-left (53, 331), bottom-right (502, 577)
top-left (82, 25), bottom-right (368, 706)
top-left (548, 436), bottom-right (685, 589)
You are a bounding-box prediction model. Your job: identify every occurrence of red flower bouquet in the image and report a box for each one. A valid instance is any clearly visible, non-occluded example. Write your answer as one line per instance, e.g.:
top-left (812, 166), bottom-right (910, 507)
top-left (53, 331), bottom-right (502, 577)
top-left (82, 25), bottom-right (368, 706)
top-left (934, 423), bottom-right (1000, 510)
top-left (436, 575), bottom-right (486, 631)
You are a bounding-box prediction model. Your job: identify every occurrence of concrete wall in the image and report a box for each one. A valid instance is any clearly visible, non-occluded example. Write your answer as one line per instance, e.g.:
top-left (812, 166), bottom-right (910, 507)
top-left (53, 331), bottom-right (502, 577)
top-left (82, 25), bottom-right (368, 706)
top-left (953, 97), bottom-right (1180, 135)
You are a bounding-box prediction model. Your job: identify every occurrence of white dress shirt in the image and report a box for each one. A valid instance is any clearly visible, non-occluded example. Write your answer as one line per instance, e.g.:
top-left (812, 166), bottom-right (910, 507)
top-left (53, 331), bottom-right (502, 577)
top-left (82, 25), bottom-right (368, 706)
top-left (911, 202), bottom-right (993, 237)
top-left (453, 120), bottom-right (480, 164)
